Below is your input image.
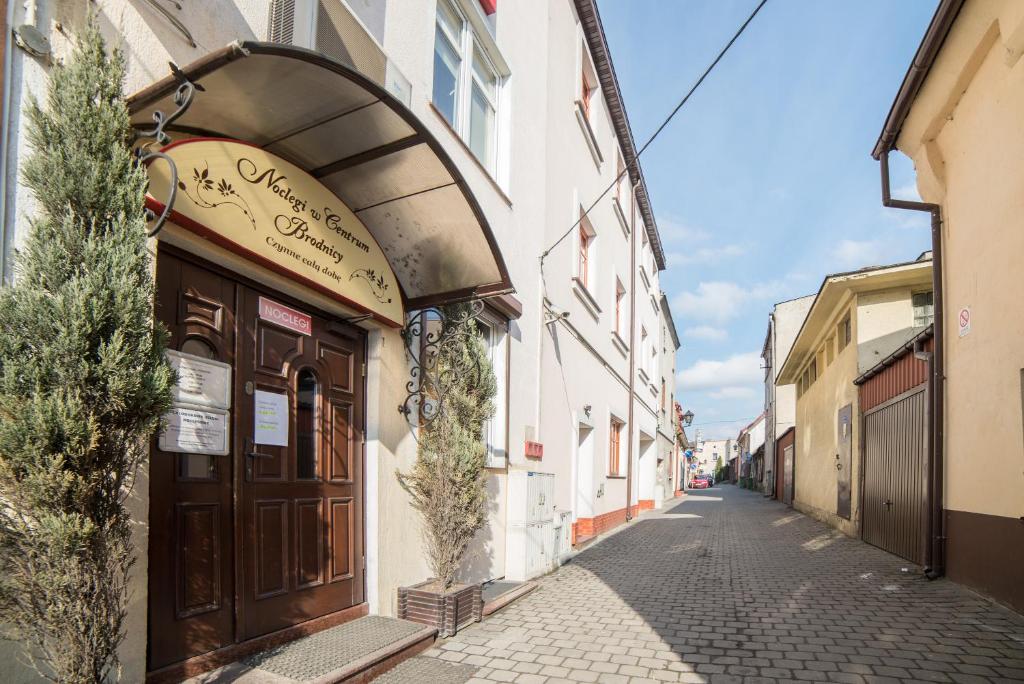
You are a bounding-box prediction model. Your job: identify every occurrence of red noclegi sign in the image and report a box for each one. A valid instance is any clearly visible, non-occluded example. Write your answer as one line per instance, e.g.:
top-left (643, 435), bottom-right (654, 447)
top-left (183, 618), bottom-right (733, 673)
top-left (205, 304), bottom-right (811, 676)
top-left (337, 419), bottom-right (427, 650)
top-left (259, 296), bottom-right (312, 336)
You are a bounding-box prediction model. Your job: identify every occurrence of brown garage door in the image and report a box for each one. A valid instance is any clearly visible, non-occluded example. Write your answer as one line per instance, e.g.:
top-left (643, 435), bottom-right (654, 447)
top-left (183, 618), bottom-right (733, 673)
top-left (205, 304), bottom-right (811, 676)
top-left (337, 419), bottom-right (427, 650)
top-left (861, 387), bottom-right (927, 565)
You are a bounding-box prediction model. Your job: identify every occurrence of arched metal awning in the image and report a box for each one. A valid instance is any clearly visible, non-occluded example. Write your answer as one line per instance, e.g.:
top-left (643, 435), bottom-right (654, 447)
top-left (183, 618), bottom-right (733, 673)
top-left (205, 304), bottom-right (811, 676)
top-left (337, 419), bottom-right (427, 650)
top-left (128, 42), bottom-right (513, 311)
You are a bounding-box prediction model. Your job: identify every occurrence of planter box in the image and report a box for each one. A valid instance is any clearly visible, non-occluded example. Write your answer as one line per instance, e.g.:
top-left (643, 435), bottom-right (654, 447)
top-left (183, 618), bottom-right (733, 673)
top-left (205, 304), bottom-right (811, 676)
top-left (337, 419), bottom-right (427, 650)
top-left (397, 580), bottom-right (482, 637)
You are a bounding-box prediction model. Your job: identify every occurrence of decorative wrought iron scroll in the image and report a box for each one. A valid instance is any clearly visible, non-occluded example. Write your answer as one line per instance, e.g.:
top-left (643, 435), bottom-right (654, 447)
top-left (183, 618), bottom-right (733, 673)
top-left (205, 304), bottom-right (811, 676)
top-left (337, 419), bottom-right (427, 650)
top-left (132, 68), bottom-right (203, 237)
top-left (399, 301), bottom-right (485, 427)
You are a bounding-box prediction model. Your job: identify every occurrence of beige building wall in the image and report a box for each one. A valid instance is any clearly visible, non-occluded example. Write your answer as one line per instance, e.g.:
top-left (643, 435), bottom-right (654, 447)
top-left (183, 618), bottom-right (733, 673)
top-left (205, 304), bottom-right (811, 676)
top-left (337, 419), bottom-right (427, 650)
top-left (783, 263), bottom-right (931, 539)
top-left (894, 0), bottom-right (1024, 611)
top-left (792, 298), bottom-right (859, 536)
top-left (897, 0), bottom-right (1024, 523)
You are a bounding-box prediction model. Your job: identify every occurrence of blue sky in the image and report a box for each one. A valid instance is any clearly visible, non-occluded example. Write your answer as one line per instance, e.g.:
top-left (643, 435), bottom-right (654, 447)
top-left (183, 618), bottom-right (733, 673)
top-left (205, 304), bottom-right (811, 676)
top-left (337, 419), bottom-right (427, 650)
top-left (597, 0), bottom-right (938, 439)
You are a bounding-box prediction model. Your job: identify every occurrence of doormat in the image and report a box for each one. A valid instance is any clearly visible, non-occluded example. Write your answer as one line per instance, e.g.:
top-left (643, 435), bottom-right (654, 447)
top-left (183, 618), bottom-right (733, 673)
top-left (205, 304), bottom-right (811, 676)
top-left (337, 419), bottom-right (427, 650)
top-left (238, 615), bottom-right (431, 682)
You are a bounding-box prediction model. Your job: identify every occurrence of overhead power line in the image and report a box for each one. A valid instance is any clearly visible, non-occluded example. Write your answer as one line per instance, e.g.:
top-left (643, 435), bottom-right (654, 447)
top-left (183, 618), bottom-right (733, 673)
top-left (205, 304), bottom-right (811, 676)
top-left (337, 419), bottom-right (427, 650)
top-left (539, 0), bottom-right (770, 262)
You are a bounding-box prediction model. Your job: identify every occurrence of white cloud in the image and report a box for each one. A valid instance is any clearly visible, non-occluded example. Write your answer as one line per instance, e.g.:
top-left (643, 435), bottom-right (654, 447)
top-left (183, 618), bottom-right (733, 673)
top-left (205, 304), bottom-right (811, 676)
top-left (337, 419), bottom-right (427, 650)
top-left (673, 280), bottom-right (786, 325)
top-left (709, 386), bottom-right (758, 400)
top-left (882, 206), bottom-right (928, 230)
top-left (834, 239), bottom-right (886, 270)
top-left (656, 215), bottom-right (710, 243)
top-left (683, 325), bottom-right (727, 341)
top-left (677, 352), bottom-right (763, 392)
top-left (669, 243), bottom-right (746, 266)
top-left (892, 182), bottom-right (921, 201)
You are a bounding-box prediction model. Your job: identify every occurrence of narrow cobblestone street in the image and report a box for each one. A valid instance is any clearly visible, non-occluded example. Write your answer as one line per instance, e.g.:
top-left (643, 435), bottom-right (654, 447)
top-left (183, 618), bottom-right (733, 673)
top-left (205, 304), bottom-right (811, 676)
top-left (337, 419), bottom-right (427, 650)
top-left (381, 486), bottom-right (1024, 684)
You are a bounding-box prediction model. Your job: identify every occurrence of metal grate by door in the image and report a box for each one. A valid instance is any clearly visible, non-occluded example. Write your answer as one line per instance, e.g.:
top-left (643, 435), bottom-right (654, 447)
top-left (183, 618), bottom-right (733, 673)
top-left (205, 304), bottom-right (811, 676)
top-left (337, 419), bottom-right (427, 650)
top-left (268, 0), bottom-right (297, 44)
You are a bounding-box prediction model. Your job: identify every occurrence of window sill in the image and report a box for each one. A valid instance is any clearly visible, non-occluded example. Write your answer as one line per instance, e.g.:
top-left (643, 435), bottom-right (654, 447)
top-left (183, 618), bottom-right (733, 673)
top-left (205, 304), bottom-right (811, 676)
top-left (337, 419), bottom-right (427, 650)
top-left (611, 331), bottom-right (629, 357)
top-left (574, 101), bottom-right (603, 167)
top-left (638, 368), bottom-right (650, 385)
top-left (428, 103), bottom-right (512, 207)
top-left (606, 474), bottom-right (626, 480)
top-left (572, 277), bottom-right (601, 320)
top-left (613, 197), bottom-right (630, 237)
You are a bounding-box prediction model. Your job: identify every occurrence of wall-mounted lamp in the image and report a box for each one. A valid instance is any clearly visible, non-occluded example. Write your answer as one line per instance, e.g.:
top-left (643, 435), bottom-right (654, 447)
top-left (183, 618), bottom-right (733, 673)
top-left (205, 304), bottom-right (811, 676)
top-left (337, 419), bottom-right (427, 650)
top-left (682, 410), bottom-right (695, 427)
top-left (583, 404), bottom-right (592, 417)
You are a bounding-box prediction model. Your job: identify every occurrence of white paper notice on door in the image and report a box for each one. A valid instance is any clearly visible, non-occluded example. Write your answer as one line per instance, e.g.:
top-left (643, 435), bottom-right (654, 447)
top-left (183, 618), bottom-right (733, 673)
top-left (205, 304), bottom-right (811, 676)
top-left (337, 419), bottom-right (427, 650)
top-left (159, 406), bottom-right (230, 455)
top-left (254, 389), bottom-right (289, 446)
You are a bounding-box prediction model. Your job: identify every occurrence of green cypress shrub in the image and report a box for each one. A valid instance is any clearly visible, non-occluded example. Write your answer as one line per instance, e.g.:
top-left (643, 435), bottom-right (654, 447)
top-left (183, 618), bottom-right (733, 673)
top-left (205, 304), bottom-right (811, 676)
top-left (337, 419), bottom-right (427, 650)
top-left (398, 305), bottom-right (496, 590)
top-left (0, 20), bottom-right (173, 681)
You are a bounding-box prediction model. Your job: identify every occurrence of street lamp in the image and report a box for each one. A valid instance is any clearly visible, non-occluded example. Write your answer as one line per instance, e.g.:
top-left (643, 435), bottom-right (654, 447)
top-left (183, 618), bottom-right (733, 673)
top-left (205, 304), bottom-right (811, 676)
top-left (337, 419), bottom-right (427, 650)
top-left (682, 410), bottom-right (694, 427)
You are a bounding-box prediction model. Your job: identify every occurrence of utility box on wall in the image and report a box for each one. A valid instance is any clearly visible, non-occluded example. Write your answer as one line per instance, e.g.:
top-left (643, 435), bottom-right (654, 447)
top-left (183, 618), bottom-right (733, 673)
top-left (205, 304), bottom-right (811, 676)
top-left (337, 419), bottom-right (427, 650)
top-left (506, 471), bottom-right (557, 581)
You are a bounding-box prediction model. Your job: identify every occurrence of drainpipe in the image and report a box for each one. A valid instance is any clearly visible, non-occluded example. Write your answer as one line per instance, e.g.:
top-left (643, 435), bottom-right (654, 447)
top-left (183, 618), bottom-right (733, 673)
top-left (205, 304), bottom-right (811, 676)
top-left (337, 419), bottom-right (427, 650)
top-left (879, 150), bottom-right (945, 578)
top-left (625, 179), bottom-right (639, 521)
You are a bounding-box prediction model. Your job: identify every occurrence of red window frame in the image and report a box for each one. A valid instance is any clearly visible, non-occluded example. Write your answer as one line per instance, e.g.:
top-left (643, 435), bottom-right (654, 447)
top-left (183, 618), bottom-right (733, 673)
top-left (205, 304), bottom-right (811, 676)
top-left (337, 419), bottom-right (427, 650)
top-left (581, 70), bottom-right (594, 119)
top-left (578, 225), bottom-right (591, 289)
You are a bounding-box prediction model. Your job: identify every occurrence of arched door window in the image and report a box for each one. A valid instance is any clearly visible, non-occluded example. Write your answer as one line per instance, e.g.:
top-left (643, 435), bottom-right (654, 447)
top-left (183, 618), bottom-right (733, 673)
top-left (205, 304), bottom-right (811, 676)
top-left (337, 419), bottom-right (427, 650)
top-left (296, 369), bottom-right (319, 480)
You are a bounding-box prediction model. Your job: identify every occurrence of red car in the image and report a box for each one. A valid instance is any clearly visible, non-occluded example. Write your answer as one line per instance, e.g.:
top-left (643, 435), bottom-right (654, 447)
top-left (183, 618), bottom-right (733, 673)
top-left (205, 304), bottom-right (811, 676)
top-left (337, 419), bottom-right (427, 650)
top-left (689, 476), bottom-right (709, 489)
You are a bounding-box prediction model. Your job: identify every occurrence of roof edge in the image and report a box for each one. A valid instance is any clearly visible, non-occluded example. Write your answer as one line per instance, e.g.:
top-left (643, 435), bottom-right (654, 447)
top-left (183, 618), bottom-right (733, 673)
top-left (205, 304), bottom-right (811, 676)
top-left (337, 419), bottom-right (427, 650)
top-left (776, 257), bottom-right (933, 383)
top-left (854, 324), bottom-right (934, 385)
top-left (574, 0), bottom-right (665, 270)
top-left (660, 293), bottom-right (681, 349)
top-left (871, 0), bottom-right (965, 159)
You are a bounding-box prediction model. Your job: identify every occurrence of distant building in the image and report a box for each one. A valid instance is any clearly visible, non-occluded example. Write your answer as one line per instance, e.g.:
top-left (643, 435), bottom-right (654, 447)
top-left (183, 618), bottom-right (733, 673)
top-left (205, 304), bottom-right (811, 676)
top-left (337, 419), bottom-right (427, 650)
top-left (761, 295), bottom-right (814, 499)
top-left (777, 256), bottom-right (932, 536)
top-left (736, 413), bottom-right (766, 491)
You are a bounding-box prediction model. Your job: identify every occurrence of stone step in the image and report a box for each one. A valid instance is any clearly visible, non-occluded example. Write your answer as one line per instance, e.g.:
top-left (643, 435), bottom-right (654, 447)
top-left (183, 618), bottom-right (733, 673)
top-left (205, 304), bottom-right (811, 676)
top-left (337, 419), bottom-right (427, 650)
top-left (185, 616), bottom-right (436, 684)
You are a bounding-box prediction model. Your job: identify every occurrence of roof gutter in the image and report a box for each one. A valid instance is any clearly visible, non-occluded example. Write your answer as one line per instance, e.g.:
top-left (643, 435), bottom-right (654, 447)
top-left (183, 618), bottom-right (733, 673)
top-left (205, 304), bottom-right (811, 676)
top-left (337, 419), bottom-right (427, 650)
top-left (870, 0), bottom-right (964, 160)
top-left (871, 0), bottom-right (962, 585)
top-left (574, 0), bottom-right (665, 270)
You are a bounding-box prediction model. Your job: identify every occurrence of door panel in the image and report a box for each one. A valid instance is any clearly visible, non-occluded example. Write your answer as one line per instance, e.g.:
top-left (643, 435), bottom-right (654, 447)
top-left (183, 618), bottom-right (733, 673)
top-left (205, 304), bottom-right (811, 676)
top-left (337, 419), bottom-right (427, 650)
top-left (150, 252), bottom-right (237, 670)
top-left (150, 249), bottom-right (367, 669)
top-left (240, 288), bottom-right (365, 640)
top-left (862, 388), bottom-right (926, 564)
top-left (837, 403), bottom-right (853, 520)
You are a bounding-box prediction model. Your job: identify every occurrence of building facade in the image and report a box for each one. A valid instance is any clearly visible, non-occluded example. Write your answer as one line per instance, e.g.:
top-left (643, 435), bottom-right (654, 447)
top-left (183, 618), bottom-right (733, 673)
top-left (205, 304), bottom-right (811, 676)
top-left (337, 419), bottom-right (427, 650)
top-left (761, 294), bottom-right (814, 498)
top-left (0, 0), bottom-right (678, 679)
top-left (778, 257), bottom-right (933, 537)
top-left (655, 294), bottom-right (681, 507)
top-left (873, 0), bottom-right (1024, 613)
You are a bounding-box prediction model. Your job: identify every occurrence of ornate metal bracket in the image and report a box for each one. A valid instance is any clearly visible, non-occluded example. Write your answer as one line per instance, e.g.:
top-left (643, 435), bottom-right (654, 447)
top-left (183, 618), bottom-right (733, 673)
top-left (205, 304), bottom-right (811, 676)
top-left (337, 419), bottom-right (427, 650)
top-left (132, 67), bottom-right (203, 237)
top-left (399, 301), bottom-right (485, 427)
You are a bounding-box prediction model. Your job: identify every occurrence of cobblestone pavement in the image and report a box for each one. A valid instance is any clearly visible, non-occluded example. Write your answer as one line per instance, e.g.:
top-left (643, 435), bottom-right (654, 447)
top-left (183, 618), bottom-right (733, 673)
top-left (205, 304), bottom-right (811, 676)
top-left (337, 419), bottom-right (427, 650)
top-left (398, 485), bottom-right (1024, 684)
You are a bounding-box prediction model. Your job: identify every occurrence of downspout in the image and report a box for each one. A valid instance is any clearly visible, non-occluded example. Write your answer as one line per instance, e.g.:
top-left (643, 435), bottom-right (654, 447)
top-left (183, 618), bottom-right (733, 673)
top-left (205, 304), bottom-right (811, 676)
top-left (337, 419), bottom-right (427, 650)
top-left (624, 179), bottom-right (639, 521)
top-left (879, 150), bottom-right (945, 578)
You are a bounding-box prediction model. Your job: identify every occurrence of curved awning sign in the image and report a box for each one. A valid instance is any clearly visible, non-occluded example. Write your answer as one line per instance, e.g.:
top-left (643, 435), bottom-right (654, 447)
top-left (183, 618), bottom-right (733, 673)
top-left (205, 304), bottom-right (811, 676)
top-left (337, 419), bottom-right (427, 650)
top-left (129, 42), bottom-right (513, 311)
top-left (147, 138), bottom-right (404, 326)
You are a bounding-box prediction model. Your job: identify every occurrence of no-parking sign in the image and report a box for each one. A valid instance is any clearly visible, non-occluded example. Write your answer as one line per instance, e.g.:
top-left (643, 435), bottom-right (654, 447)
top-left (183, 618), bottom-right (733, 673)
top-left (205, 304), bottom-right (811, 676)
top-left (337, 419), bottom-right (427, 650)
top-left (958, 306), bottom-right (971, 337)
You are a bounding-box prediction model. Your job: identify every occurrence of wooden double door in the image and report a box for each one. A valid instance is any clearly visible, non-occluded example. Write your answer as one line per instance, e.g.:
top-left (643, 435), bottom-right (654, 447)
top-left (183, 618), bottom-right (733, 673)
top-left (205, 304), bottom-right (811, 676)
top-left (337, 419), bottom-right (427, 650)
top-left (149, 249), bottom-right (365, 671)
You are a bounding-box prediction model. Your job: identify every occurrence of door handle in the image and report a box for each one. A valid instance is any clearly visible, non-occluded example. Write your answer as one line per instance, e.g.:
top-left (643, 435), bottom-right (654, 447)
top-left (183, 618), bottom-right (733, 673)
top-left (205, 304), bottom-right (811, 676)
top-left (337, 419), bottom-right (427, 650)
top-left (882, 500), bottom-right (893, 507)
top-left (244, 438), bottom-right (273, 481)
top-left (245, 438), bottom-right (273, 459)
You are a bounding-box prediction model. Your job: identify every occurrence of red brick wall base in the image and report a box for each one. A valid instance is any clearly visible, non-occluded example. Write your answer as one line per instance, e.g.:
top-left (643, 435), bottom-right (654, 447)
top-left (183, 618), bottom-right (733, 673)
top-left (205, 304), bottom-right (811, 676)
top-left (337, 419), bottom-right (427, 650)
top-left (572, 504), bottom-right (641, 545)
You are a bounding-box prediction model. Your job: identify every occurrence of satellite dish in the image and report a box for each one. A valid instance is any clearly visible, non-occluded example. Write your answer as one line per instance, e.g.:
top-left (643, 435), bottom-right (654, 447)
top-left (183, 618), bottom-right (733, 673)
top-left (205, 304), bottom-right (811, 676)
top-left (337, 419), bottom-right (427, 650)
top-left (14, 24), bottom-right (51, 58)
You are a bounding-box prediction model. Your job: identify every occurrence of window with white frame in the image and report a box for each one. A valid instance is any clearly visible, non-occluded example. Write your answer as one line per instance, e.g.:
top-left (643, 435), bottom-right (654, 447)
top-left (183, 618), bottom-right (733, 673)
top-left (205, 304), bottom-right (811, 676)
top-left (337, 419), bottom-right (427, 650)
top-left (640, 327), bottom-right (649, 378)
top-left (912, 291), bottom-right (934, 327)
top-left (614, 279), bottom-right (626, 337)
top-left (432, 0), bottom-right (503, 174)
top-left (475, 310), bottom-right (508, 468)
top-left (576, 209), bottom-right (596, 291)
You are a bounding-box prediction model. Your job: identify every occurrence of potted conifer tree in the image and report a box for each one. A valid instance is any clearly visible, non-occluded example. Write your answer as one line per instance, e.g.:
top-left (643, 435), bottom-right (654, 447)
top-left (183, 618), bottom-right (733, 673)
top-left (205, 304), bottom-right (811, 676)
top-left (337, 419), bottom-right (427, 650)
top-left (397, 305), bottom-right (496, 637)
top-left (0, 19), bottom-right (174, 682)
